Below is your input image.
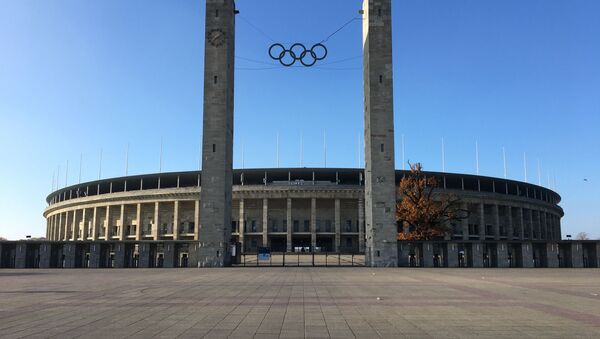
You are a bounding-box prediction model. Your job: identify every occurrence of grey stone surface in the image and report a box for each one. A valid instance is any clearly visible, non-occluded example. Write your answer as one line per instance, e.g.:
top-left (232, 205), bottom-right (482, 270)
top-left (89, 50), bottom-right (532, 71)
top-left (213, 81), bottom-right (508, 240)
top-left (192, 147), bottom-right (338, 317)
top-left (521, 242), bottom-right (534, 268)
top-left (1, 268), bottom-right (599, 338)
top-left (363, 0), bottom-right (398, 267)
top-left (546, 242), bottom-right (560, 268)
top-left (471, 243), bottom-right (484, 267)
top-left (199, 0), bottom-right (236, 267)
top-left (496, 242), bottom-right (509, 268)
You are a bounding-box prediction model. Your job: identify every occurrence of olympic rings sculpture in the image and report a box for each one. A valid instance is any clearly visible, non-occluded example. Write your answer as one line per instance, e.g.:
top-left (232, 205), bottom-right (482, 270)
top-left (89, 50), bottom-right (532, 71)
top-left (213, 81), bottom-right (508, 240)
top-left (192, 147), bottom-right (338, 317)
top-left (268, 43), bottom-right (328, 67)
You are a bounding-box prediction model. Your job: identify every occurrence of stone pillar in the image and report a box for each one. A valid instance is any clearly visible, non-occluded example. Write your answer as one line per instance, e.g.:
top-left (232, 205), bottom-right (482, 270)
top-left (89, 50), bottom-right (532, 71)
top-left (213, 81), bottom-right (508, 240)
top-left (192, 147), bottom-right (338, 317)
top-left (63, 243), bottom-right (77, 268)
top-left (518, 207), bottom-right (525, 240)
top-left (507, 206), bottom-right (513, 240)
top-left (493, 204), bottom-right (500, 240)
top-left (114, 242), bottom-right (126, 268)
top-left (478, 203), bottom-right (485, 239)
top-left (138, 243), bottom-right (151, 268)
top-left (81, 209), bottom-right (88, 240)
top-left (422, 242), bottom-right (434, 267)
top-left (173, 201), bottom-right (180, 240)
top-left (262, 198), bottom-right (268, 248)
top-left (358, 197), bottom-right (365, 253)
top-left (446, 242), bottom-right (459, 268)
top-left (238, 199), bottom-right (245, 252)
top-left (521, 242), bottom-right (534, 268)
top-left (152, 202), bottom-right (159, 240)
top-left (528, 209), bottom-right (534, 240)
top-left (334, 198), bottom-right (341, 252)
top-left (91, 207), bottom-right (98, 241)
top-left (164, 242), bottom-right (176, 268)
top-left (363, 0), bottom-right (398, 267)
top-left (496, 242), bottom-right (509, 268)
top-left (540, 211), bottom-right (546, 240)
top-left (89, 243), bottom-right (102, 268)
top-left (286, 198), bottom-right (292, 252)
top-left (39, 243), bottom-right (51, 268)
top-left (310, 198), bottom-right (317, 251)
top-left (104, 206), bottom-right (111, 240)
top-left (15, 243), bottom-right (27, 268)
top-left (119, 204), bottom-right (126, 241)
top-left (64, 211), bottom-right (70, 241)
top-left (58, 213), bottom-right (63, 240)
top-left (194, 200), bottom-right (200, 241)
top-left (135, 203), bottom-right (142, 241)
top-left (71, 210), bottom-right (78, 241)
top-left (461, 203), bottom-right (469, 240)
top-left (570, 242), bottom-right (583, 268)
top-left (471, 243), bottom-right (484, 268)
top-left (199, 0), bottom-right (236, 267)
top-left (546, 242), bottom-right (559, 268)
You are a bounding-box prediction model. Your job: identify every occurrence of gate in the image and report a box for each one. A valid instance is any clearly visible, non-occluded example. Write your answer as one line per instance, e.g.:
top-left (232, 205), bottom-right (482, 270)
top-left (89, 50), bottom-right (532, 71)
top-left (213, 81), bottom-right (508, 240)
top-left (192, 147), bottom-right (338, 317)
top-left (237, 251), bottom-right (365, 267)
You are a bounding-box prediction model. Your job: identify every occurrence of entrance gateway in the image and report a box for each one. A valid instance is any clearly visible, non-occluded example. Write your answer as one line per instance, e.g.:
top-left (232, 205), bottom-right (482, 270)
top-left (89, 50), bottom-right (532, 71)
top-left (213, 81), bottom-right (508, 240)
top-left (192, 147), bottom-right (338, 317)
top-left (199, 0), bottom-right (397, 267)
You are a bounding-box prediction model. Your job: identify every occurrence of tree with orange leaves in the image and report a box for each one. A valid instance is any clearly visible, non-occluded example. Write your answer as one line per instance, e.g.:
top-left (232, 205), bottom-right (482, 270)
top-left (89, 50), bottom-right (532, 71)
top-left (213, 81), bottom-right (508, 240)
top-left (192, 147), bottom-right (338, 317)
top-left (396, 163), bottom-right (468, 240)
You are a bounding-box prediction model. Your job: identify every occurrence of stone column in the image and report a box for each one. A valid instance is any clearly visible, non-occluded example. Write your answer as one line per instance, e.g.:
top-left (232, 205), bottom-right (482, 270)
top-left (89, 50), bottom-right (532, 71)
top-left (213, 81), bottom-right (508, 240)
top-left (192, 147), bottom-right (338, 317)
top-left (570, 242), bottom-right (583, 268)
top-left (286, 198), bottom-right (292, 252)
top-left (528, 209), bottom-right (534, 240)
top-left (518, 207), bottom-right (525, 240)
top-left (310, 198), bottom-right (317, 251)
top-left (507, 206), bottom-right (513, 240)
top-left (541, 211), bottom-right (548, 240)
top-left (81, 209), bottom-right (88, 240)
top-left (262, 198), bottom-right (268, 248)
top-left (478, 203), bottom-right (485, 239)
top-left (104, 206), bottom-right (111, 240)
top-left (198, 0), bottom-right (236, 267)
top-left (493, 204), bottom-right (500, 240)
top-left (546, 242), bottom-right (559, 268)
top-left (363, 0), bottom-right (398, 267)
top-left (358, 197), bottom-right (365, 253)
top-left (496, 242), bottom-right (509, 268)
top-left (152, 202), bottom-right (159, 240)
top-left (92, 207), bottom-right (98, 241)
top-left (135, 203), bottom-right (142, 241)
top-left (461, 202), bottom-right (469, 240)
top-left (173, 201), bottom-right (179, 240)
top-left (446, 242), bottom-right (459, 268)
top-left (521, 242), bottom-right (534, 268)
top-left (15, 243), bottom-right (27, 268)
top-left (238, 199), bottom-right (245, 252)
top-left (71, 210), bottom-right (78, 241)
top-left (334, 199), bottom-right (341, 252)
top-left (64, 211), bottom-right (70, 241)
top-left (471, 243), bottom-right (484, 268)
top-left (422, 242), bottom-right (434, 267)
top-left (119, 204), bottom-right (126, 241)
top-left (537, 210), bottom-right (543, 240)
top-left (194, 200), bottom-right (200, 241)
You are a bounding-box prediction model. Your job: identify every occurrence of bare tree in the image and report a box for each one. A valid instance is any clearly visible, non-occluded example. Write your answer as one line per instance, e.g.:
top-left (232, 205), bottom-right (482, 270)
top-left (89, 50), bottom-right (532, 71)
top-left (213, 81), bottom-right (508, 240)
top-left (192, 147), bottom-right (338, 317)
top-left (396, 163), bottom-right (468, 240)
top-left (575, 232), bottom-right (590, 240)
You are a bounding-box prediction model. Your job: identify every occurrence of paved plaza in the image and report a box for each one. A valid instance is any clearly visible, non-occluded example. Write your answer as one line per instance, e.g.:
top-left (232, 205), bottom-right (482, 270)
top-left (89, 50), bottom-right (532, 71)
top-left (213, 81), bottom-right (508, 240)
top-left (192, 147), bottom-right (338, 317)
top-left (1, 268), bottom-right (600, 338)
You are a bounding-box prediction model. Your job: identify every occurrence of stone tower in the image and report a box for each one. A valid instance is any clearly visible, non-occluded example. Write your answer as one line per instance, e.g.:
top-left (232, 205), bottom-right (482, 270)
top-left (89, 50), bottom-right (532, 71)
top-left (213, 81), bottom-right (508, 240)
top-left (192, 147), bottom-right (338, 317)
top-left (363, 0), bottom-right (398, 267)
top-left (199, 0), bottom-right (236, 267)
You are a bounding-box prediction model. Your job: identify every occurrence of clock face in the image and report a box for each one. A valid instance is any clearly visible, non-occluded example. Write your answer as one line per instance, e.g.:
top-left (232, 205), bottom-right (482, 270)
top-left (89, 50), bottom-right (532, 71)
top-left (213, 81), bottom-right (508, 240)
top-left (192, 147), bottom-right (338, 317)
top-left (207, 29), bottom-right (226, 47)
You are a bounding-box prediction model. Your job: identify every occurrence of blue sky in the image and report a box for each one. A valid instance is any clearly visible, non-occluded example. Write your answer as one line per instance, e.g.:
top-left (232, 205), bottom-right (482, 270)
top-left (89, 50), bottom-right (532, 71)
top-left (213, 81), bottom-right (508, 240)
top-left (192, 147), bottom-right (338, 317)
top-left (0, 0), bottom-right (598, 240)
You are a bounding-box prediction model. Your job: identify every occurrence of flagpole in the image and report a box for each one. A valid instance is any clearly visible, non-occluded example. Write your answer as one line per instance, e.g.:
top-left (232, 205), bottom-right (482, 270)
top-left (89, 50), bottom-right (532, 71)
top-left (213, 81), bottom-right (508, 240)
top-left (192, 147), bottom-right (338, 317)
top-left (125, 143), bottom-right (129, 176)
top-left (65, 160), bottom-right (69, 188)
top-left (502, 147), bottom-right (507, 179)
top-left (78, 153), bottom-right (82, 184)
top-left (98, 149), bottom-right (102, 180)
top-left (441, 137), bottom-right (445, 172)
top-left (401, 134), bottom-right (405, 171)
top-left (523, 152), bottom-right (527, 183)
top-left (159, 137), bottom-right (163, 173)
top-left (475, 141), bottom-right (479, 175)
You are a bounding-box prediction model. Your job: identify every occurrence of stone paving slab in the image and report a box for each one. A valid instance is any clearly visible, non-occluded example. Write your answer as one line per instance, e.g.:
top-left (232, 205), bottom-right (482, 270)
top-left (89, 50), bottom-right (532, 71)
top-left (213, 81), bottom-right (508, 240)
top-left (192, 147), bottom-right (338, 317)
top-left (0, 268), bottom-right (599, 338)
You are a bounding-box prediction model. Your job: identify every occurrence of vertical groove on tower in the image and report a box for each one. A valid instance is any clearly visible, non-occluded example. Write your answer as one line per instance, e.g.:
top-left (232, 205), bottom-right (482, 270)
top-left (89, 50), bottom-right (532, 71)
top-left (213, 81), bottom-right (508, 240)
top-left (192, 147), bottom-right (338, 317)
top-left (199, 0), bottom-right (236, 267)
top-left (363, 0), bottom-right (398, 267)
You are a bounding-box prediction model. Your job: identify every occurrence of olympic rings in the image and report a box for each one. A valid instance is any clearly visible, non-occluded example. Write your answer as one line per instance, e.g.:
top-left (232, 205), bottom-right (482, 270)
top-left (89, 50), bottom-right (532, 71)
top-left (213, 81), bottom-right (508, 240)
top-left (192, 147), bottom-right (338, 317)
top-left (268, 43), bottom-right (328, 67)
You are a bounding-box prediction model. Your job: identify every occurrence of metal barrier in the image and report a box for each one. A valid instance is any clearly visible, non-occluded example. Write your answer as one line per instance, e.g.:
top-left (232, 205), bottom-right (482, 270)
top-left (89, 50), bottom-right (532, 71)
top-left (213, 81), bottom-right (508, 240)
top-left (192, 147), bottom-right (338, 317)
top-left (237, 252), bottom-right (365, 267)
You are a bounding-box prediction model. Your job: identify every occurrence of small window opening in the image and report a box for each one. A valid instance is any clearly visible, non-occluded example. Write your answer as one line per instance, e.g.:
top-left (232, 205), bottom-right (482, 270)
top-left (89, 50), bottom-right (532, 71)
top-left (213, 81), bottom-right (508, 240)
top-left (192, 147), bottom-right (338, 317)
top-left (214, 76), bottom-right (218, 84)
top-left (378, 8), bottom-right (382, 17)
top-left (380, 143), bottom-right (384, 152)
top-left (212, 144), bottom-right (216, 152)
top-left (215, 9), bottom-right (219, 17)
top-left (379, 75), bottom-right (383, 83)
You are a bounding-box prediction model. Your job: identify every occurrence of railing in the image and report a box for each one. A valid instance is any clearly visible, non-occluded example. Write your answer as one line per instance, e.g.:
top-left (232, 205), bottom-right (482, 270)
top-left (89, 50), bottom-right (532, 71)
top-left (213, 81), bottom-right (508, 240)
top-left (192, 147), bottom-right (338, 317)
top-left (237, 252), bottom-right (365, 267)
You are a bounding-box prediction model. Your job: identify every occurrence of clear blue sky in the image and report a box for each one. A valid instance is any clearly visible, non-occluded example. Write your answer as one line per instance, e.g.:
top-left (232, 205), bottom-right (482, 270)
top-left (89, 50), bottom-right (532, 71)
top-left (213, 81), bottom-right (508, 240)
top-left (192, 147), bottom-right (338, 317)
top-left (1, 0), bottom-right (598, 240)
